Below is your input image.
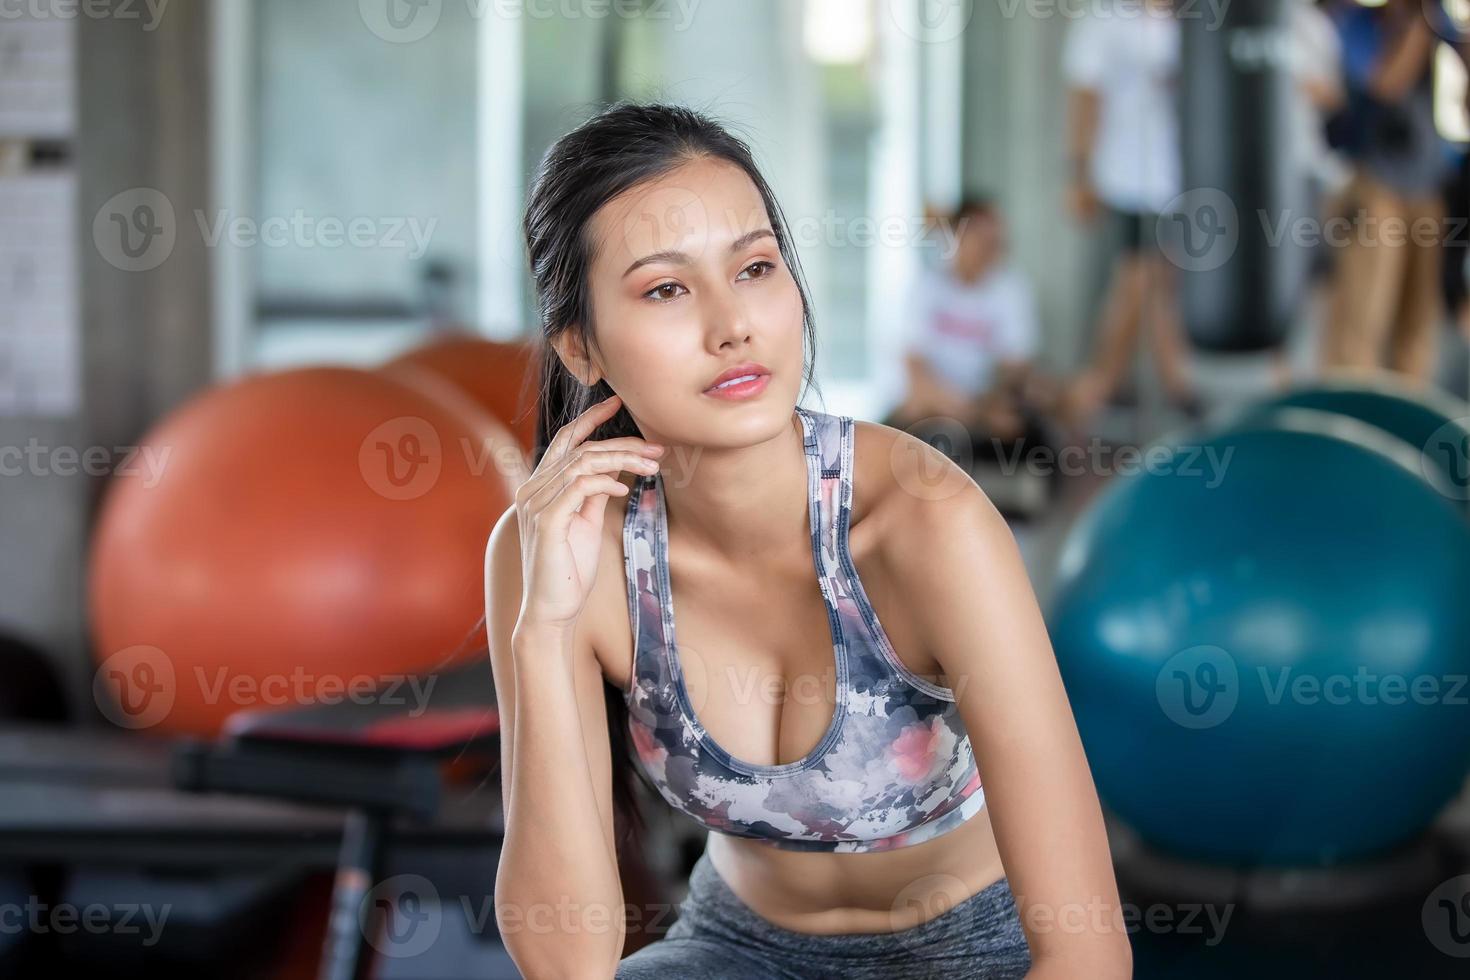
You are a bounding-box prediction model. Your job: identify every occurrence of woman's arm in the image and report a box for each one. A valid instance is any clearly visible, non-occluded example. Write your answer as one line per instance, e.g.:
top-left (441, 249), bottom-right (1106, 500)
top-left (903, 351), bottom-right (974, 421)
top-left (1364, 15), bottom-right (1436, 103)
top-left (486, 507), bottom-right (626, 980)
top-left (1065, 87), bottom-right (1101, 223)
top-left (880, 442), bottom-right (1132, 978)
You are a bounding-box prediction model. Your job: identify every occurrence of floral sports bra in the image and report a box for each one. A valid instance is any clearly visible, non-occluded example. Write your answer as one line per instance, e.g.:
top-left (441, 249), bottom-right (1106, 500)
top-left (620, 406), bottom-right (987, 852)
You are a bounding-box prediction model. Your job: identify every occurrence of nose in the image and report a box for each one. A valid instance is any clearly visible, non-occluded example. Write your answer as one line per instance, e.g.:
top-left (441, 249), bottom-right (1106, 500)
top-left (704, 280), bottom-right (752, 351)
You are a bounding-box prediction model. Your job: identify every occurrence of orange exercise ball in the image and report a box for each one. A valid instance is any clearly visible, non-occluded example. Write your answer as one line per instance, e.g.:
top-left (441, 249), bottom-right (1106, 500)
top-left (87, 366), bottom-right (525, 737)
top-left (382, 333), bottom-right (540, 454)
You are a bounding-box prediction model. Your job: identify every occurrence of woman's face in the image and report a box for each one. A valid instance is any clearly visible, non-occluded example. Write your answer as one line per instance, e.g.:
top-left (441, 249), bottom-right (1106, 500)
top-left (572, 155), bottom-right (806, 449)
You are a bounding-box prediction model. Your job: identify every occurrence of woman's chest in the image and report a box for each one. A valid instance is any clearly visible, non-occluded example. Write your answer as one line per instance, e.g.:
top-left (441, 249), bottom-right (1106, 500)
top-left (592, 501), bottom-right (946, 767)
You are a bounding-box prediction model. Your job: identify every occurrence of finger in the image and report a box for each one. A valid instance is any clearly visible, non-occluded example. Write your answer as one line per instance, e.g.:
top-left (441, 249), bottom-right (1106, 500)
top-left (574, 435), bottom-right (665, 457)
top-left (523, 448), bottom-right (659, 515)
top-left (532, 446), bottom-right (658, 502)
top-left (521, 434), bottom-right (659, 500)
top-left (546, 393), bottom-right (624, 460)
top-left (538, 472), bottom-right (631, 534)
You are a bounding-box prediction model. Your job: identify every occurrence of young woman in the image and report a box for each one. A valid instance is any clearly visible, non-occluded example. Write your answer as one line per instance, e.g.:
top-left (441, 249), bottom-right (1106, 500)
top-left (485, 102), bottom-right (1130, 979)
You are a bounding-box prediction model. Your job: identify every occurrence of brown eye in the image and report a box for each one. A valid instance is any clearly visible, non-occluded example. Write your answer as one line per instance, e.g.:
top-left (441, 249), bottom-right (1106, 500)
top-left (739, 260), bottom-right (776, 280)
top-left (645, 282), bottom-right (686, 302)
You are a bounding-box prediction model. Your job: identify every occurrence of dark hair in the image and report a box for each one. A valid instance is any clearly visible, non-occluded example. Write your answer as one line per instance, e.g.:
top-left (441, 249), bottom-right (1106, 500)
top-left (954, 192), bottom-right (997, 225)
top-left (520, 100), bottom-right (822, 846)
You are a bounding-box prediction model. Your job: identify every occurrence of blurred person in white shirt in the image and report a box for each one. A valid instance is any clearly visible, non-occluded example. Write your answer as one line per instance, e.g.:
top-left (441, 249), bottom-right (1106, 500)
top-left (883, 196), bottom-right (1070, 515)
top-left (1063, 0), bottom-right (1202, 419)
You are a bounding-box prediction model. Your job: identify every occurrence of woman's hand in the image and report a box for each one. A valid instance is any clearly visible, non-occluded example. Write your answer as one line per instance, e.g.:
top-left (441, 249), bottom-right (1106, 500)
top-left (514, 393), bottom-right (665, 632)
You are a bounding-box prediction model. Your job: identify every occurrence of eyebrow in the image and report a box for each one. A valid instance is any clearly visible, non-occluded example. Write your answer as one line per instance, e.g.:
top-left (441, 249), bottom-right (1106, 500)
top-left (621, 227), bottom-right (777, 279)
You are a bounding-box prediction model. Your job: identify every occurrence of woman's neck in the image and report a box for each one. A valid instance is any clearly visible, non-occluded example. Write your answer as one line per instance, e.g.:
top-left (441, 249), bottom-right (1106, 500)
top-left (655, 409), bottom-right (812, 568)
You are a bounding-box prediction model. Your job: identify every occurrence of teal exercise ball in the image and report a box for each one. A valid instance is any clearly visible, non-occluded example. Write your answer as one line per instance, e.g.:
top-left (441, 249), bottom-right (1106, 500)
top-left (1221, 373), bottom-right (1470, 509)
top-left (1049, 408), bottom-right (1470, 865)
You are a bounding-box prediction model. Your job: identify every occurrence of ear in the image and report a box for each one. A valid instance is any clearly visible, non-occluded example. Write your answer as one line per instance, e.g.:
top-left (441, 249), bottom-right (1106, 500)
top-left (550, 327), bottom-right (604, 388)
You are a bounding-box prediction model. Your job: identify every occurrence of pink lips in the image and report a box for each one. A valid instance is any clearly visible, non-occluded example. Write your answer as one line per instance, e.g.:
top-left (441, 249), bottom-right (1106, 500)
top-left (703, 373), bottom-right (770, 400)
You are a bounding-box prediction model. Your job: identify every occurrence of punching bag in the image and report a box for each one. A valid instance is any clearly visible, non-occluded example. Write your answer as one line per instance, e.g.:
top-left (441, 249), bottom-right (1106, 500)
top-left (1176, 0), bottom-right (1306, 352)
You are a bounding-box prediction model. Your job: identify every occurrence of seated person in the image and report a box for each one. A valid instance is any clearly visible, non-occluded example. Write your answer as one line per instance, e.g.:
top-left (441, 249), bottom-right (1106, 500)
top-left (882, 196), bottom-right (1066, 511)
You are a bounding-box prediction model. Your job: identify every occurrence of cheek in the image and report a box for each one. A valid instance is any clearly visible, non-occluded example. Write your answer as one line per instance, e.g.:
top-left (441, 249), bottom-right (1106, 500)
top-left (756, 276), bottom-right (805, 340)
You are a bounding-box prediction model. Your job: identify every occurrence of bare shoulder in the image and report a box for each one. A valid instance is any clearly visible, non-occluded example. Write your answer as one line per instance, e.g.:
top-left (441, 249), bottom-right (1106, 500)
top-left (851, 418), bottom-right (1011, 568)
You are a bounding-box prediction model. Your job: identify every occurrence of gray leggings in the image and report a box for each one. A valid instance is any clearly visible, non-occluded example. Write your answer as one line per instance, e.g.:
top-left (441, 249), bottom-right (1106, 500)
top-left (615, 849), bottom-right (1032, 979)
